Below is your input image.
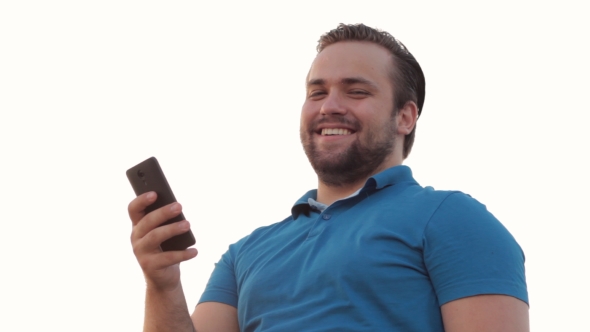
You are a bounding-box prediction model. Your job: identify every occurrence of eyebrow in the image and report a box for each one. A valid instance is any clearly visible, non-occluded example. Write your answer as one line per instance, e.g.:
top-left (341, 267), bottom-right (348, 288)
top-left (307, 77), bottom-right (379, 90)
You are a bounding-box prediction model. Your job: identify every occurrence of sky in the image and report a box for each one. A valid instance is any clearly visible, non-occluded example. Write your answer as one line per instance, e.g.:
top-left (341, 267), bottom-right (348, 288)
top-left (1, 1), bottom-right (588, 331)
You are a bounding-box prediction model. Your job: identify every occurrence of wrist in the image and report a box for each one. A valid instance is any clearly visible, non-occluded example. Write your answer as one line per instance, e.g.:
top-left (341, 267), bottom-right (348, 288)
top-left (145, 277), bottom-right (183, 294)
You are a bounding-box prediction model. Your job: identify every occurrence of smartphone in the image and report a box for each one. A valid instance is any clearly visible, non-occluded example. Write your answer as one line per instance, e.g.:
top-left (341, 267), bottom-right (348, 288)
top-left (126, 157), bottom-right (196, 251)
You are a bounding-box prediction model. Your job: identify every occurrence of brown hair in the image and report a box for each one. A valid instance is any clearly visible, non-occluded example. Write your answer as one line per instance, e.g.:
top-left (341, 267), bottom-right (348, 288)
top-left (317, 23), bottom-right (426, 159)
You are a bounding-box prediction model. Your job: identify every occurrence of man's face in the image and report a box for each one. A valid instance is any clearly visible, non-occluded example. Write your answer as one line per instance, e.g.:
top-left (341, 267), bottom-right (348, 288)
top-left (300, 41), bottom-right (398, 186)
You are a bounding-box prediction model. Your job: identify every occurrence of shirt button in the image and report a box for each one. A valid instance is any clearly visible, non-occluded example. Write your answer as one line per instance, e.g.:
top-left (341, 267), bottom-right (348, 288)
top-left (322, 214), bottom-right (331, 220)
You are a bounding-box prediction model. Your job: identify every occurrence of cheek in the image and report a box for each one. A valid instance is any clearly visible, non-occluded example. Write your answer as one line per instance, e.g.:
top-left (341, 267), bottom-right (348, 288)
top-left (300, 102), bottom-right (315, 126)
top-left (363, 101), bottom-right (392, 122)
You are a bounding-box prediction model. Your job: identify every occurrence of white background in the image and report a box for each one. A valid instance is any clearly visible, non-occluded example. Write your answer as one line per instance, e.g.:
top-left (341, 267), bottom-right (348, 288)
top-left (1, 1), bottom-right (588, 331)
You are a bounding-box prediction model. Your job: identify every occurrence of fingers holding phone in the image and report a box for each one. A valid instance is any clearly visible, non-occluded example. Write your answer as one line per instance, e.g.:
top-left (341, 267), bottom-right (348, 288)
top-left (128, 193), bottom-right (198, 289)
top-left (131, 197), bottom-right (184, 244)
top-left (128, 191), bottom-right (157, 226)
top-left (126, 157), bottom-right (198, 289)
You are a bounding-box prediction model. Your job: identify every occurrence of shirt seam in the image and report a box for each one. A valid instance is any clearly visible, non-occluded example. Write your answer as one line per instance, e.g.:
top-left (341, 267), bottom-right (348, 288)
top-left (421, 191), bottom-right (461, 244)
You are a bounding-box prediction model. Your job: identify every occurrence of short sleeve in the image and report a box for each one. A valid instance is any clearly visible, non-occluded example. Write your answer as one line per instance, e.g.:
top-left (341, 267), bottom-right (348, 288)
top-left (423, 192), bottom-right (528, 306)
top-left (198, 237), bottom-right (248, 308)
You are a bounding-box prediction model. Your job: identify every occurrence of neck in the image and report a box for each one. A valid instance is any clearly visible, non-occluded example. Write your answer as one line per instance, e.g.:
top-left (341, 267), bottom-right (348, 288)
top-left (315, 158), bottom-right (402, 205)
top-left (316, 178), bottom-right (366, 206)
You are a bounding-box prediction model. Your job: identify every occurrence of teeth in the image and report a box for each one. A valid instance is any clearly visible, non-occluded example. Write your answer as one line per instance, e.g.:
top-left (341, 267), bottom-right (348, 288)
top-left (321, 128), bottom-right (352, 136)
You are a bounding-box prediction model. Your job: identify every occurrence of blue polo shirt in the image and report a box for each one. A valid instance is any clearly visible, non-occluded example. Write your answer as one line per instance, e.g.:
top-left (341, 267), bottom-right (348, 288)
top-left (199, 165), bottom-right (528, 331)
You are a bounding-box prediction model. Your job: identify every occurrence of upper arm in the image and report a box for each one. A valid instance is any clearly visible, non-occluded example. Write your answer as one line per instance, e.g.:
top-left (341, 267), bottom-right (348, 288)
top-left (424, 193), bottom-right (528, 305)
top-left (191, 302), bottom-right (239, 332)
top-left (194, 238), bottom-right (246, 331)
top-left (441, 295), bottom-right (529, 332)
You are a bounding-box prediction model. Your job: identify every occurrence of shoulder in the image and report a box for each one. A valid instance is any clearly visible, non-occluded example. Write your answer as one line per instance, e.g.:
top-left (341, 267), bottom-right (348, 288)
top-left (424, 190), bottom-right (513, 240)
top-left (421, 189), bottom-right (520, 253)
top-left (419, 191), bottom-right (528, 306)
top-left (383, 182), bottom-right (503, 231)
top-left (371, 181), bottom-right (467, 227)
top-left (224, 215), bottom-right (300, 255)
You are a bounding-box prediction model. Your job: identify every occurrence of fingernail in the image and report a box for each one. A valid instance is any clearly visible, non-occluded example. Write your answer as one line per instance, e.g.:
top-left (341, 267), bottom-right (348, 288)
top-left (179, 220), bottom-right (190, 230)
top-left (146, 192), bottom-right (155, 201)
top-left (170, 203), bottom-right (181, 213)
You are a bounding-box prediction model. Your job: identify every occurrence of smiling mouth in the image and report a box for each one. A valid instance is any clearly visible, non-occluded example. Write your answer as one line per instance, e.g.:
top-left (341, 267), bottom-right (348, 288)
top-left (320, 128), bottom-right (353, 136)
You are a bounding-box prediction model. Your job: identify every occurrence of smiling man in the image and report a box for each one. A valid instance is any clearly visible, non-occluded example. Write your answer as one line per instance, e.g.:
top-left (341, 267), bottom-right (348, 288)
top-left (128, 24), bottom-right (529, 331)
top-left (301, 40), bottom-right (414, 203)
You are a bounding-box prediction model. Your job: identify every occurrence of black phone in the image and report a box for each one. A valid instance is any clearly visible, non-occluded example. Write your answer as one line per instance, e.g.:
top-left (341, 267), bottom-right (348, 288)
top-left (126, 157), bottom-right (196, 251)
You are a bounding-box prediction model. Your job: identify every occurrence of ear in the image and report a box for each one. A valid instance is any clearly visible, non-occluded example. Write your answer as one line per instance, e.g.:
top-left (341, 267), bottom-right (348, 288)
top-left (396, 101), bottom-right (418, 135)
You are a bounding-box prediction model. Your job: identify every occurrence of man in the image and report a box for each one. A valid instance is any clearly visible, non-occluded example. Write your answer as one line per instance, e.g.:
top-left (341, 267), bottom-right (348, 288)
top-left (128, 24), bottom-right (529, 331)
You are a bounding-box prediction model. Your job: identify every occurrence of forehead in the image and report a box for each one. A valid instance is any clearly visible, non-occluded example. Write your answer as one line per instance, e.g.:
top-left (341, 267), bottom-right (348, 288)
top-left (308, 41), bottom-right (393, 86)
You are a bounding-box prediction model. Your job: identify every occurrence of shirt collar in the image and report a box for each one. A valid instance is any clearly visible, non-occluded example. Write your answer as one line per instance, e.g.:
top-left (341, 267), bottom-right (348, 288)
top-left (290, 165), bottom-right (417, 219)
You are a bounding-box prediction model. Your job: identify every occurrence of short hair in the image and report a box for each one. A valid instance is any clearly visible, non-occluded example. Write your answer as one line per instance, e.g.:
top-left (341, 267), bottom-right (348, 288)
top-left (317, 23), bottom-right (426, 159)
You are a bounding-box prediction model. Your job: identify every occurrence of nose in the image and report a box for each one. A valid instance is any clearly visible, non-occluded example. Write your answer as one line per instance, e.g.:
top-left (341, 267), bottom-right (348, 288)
top-left (320, 90), bottom-right (347, 116)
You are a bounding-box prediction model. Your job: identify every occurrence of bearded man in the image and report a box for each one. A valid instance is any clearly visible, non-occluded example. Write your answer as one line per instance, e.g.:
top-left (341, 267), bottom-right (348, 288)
top-left (128, 23), bottom-right (529, 332)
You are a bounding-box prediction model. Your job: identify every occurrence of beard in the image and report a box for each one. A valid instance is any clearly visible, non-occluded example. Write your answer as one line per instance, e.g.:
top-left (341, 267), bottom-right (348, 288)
top-left (300, 115), bottom-right (396, 187)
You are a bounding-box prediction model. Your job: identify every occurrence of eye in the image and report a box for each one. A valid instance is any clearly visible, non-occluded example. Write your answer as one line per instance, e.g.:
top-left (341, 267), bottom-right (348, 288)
top-left (349, 90), bottom-right (370, 97)
top-left (308, 90), bottom-right (326, 99)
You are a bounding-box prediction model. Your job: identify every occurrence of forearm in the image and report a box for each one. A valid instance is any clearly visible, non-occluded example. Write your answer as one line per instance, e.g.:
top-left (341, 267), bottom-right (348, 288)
top-left (144, 282), bottom-right (195, 332)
